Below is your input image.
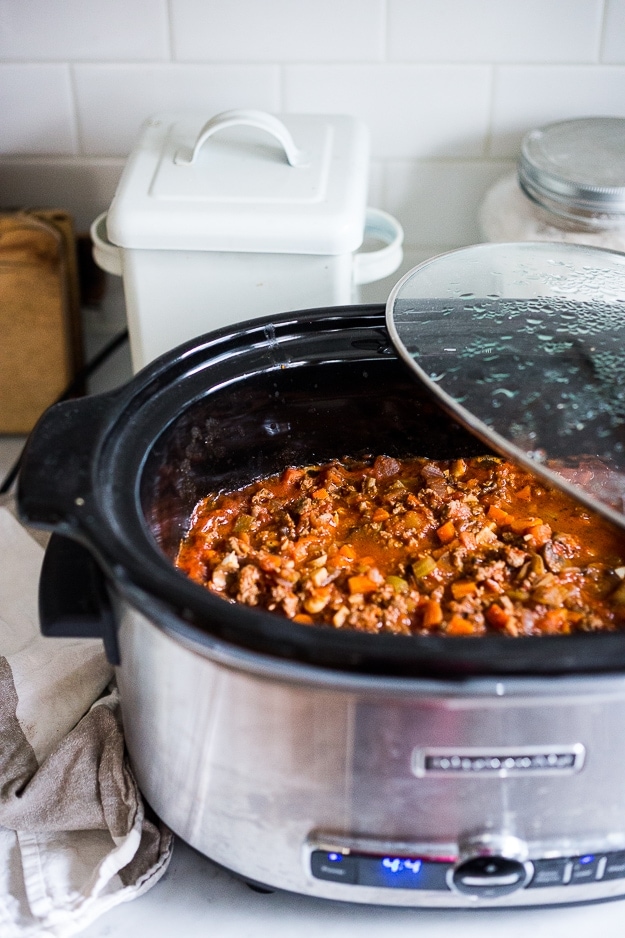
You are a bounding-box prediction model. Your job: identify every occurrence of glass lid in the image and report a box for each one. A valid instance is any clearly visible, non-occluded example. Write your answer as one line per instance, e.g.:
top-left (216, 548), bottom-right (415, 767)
top-left (386, 241), bottom-right (625, 530)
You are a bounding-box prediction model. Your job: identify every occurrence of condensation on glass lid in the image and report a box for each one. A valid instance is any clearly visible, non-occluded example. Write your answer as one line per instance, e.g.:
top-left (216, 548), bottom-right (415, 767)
top-left (386, 241), bottom-right (625, 529)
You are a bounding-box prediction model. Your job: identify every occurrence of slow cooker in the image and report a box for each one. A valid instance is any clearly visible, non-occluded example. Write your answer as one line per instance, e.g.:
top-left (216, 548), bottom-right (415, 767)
top-left (17, 248), bottom-right (625, 909)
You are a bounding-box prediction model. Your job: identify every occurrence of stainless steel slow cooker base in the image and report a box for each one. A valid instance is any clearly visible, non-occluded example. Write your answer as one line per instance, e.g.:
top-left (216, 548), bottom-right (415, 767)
top-left (116, 596), bottom-right (625, 908)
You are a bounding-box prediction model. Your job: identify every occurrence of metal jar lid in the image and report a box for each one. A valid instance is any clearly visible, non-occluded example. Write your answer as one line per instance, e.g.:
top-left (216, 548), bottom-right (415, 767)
top-left (518, 117), bottom-right (625, 224)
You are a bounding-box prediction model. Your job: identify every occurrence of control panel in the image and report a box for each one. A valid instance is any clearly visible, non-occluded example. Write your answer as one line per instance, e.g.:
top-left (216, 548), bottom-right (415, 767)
top-left (310, 846), bottom-right (625, 899)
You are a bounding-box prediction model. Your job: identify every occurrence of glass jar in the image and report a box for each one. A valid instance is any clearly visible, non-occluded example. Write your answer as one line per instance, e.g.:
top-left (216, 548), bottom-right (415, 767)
top-left (479, 117), bottom-right (625, 252)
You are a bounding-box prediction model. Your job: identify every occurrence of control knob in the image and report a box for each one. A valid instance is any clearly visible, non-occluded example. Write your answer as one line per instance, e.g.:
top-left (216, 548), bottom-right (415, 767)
top-left (451, 833), bottom-right (533, 899)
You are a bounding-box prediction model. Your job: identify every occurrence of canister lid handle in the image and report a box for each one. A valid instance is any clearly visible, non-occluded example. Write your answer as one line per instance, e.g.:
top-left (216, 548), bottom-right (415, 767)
top-left (174, 109), bottom-right (308, 167)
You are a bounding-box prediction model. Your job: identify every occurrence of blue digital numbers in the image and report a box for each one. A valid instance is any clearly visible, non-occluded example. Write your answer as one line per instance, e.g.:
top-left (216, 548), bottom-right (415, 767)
top-left (382, 857), bottom-right (422, 875)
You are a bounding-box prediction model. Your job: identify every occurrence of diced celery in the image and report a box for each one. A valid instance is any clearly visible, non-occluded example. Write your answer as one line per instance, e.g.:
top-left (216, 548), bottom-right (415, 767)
top-left (412, 555), bottom-right (437, 578)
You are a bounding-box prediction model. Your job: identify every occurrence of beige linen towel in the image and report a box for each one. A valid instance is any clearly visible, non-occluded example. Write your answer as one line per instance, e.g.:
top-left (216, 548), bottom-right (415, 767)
top-left (0, 504), bottom-right (173, 937)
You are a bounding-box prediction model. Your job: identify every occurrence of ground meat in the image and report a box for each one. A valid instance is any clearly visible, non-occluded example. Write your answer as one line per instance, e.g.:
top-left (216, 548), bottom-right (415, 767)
top-left (236, 563), bottom-right (261, 606)
top-left (175, 456), bottom-right (625, 638)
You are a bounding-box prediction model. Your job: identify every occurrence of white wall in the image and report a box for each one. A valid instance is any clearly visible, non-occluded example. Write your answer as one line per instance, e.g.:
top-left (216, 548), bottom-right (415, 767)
top-left (1, 0), bottom-right (625, 294)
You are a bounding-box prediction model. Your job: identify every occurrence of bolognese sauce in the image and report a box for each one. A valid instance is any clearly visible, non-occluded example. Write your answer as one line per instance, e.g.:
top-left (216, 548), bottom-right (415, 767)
top-left (175, 455), bottom-right (625, 637)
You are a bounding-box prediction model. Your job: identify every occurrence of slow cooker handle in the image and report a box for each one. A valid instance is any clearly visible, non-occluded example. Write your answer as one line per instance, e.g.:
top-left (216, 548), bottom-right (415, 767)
top-left (18, 392), bottom-right (118, 532)
top-left (39, 533), bottom-right (120, 665)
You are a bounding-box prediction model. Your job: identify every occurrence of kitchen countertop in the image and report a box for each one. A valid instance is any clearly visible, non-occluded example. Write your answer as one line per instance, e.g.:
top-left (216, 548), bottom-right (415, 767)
top-left (78, 837), bottom-right (625, 938)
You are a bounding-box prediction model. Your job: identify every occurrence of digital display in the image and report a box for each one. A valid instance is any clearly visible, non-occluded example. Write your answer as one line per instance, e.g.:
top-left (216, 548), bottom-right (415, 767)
top-left (358, 855), bottom-right (450, 891)
top-left (310, 850), bottom-right (449, 890)
top-left (382, 857), bottom-right (422, 875)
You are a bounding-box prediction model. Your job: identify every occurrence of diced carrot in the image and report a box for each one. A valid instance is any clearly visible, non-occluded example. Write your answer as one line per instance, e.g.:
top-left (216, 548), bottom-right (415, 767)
top-left (422, 599), bottom-right (443, 627)
top-left (283, 467), bottom-right (305, 485)
top-left (485, 603), bottom-right (512, 630)
top-left (459, 530), bottom-right (478, 550)
top-left (258, 553), bottom-right (282, 572)
top-left (524, 523), bottom-right (552, 548)
top-left (348, 575), bottom-right (379, 595)
top-left (372, 508), bottom-right (390, 522)
top-left (331, 554), bottom-right (351, 570)
top-left (436, 520), bottom-right (456, 544)
top-left (339, 544), bottom-right (356, 559)
top-left (293, 613), bottom-right (314, 624)
top-left (446, 615), bottom-right (476, 636)
top-left (312, 487), bottom-right (329, 500)
top-left (516, 485), bottom-right (532, 500)
top-left (487, 504), bottom-right (511, 526)
top-left (537, 609), bottom-right (569, 634)
top-left (331, 553), bottom-right (355, 570)
top-left (451, 579), bottom-right (478, 599)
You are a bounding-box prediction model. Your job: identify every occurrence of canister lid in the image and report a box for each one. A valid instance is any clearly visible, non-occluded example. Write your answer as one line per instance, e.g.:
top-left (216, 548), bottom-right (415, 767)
top-left (519, 117), bottom-right (625, 221)
top-left (106, 110), bottom-right (370, 254)
top-left (386, 241), bottom-right (625, 530)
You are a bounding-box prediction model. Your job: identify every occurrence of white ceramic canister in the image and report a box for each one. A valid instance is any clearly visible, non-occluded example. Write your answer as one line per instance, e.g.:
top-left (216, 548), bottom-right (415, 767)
top-left (92, 109), bottom-right (403, 372)
top-left (479, 117), bottom-right (625, 252)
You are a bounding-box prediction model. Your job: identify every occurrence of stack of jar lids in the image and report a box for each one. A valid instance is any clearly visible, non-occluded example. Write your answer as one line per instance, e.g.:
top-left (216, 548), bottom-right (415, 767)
top-left (518, 117), bottom-right (625, 224)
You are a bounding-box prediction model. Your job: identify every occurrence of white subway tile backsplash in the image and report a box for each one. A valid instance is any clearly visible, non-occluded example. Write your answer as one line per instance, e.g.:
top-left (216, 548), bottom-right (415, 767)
top-left (1, 0), bottom-right (624, 259)
top-left (383, 160), bottom-right (514, 248)
top-left (0, 0), bottom-right (169, 62)
top-left (0, 158), bottom-right (124, 230)
top-left (171, 0), bottom-right (385, 62)
top-left (0, 64), bottom-right (76, 155)
top-left (388, 0), bottom-right (603, 64)
top-left (602, 0), bottom-right (625, 62)
top-left (73, 65), bottom-right (281, 156)
top-left (490, 65), bottom-right (625, 157)
top-left (283, 65), bottom-right (492, 158)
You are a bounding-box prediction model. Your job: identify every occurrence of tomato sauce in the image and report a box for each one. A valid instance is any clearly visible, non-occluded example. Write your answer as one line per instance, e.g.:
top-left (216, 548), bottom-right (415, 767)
top-left (175, 455), bottom-right (625, 637)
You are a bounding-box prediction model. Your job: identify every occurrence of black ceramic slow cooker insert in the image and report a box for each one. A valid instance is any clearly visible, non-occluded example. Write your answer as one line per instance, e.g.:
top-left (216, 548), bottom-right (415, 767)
top-left (17, 303), bottom-right (625, 677)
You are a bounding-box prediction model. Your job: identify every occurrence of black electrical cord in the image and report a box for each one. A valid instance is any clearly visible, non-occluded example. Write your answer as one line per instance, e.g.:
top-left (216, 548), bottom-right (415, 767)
top-left (0, 328), bottom-right (129, 495)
